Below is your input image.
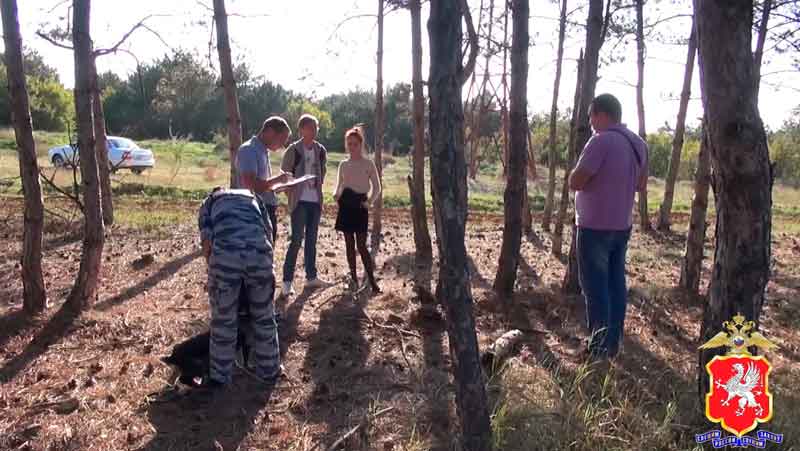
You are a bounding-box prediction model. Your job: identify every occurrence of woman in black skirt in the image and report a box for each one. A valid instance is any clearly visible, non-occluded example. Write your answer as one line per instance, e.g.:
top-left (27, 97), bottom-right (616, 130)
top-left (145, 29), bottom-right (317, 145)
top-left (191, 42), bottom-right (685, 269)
top-left (334, 126), bottom-right (382, 293)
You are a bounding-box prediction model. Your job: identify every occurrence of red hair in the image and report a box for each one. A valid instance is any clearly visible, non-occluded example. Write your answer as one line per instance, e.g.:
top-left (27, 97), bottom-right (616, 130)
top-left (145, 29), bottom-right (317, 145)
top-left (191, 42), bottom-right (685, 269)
top-left (345, 125), bottom-right (364, 143)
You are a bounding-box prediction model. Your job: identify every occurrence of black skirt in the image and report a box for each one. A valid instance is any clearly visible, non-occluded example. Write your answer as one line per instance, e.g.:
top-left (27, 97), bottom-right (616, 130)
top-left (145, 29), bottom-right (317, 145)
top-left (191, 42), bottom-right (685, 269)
top-left (335, 188), bottom-right (369, 233)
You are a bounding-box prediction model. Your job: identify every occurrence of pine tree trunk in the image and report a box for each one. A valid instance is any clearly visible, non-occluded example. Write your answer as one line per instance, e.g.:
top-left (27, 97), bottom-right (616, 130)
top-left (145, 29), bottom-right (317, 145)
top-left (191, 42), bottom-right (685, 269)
top-left (67, 0), bottom-right (105, 311)
top-left (91, 56), bottom-right (113, 226)
top-left (493, 0), bottom-right (529, 298)
top-left (679, 124), bottom-right (710, 296)
top-left (542, 0), bottom-right (568, 232)
top-left (427, 1), bottom-right (491, 448)
top-left (213, 0), bottom-right (243, 189)
top-left (635, 0), bottom-right (651, 232)
top-left (694, 0), bottom-right (773, 399)
top-left (563, 0), bottom-right (605, 294)
top-left (1, 0), bottom-right (48, 315)
top-left (372, 0), bottom-right (385, 253)
top-left (657, 20), bottom-right (696, 231)
top-left (409, 0), bottom-right (433, 262)
top-left (753, 0), bottom-right (771, 100)
top-left (552, 52), bottom-right (583, 257)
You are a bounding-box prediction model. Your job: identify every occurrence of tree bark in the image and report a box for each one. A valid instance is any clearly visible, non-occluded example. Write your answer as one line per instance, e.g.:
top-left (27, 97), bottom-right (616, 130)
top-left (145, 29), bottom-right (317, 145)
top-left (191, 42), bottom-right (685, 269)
top-left (372, 0), bottom-right (385, 254)
top-left (67, 0), bottom-right (105, 311)
top-left (552, 52), bottom-right (583, 257)
top-left (91, 56), bottom-right (113, 226)
top-left (493, 0), bottom-right (529, 298)
top-left (562, 0), bottom-right (605, 294)
top-left (694, 0), bottom-right (772, 399)
top-left (635, 0), bottom-right (651, 232)
top-left (542, 0), bottom-right (568, 232)
top-left (213, 0), bottom-right (243, 189)
top-left (679, 123), bottom-right (710, 297)
top-left (427, 1), bottom-right (492, 449)
top-left (657, 19), bottom-right (696, 231)
top-left (409, 0), bottom-right (433, 262)
top-left (1, 0), bottom-right (48, 315)
top-left (753, 0), bottom-right (772, 100)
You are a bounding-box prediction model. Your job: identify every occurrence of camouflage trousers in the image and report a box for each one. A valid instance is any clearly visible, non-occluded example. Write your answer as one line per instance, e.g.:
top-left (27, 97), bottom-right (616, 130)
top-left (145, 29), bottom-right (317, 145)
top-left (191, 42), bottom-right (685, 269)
top-left (207, 246), bottom-right (280, 384)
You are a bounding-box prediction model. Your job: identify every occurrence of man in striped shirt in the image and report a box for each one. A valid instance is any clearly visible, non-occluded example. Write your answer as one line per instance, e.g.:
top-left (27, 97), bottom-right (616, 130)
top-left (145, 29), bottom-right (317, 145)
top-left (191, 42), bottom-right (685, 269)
top-left (198, 187), bottom-right (280, 386)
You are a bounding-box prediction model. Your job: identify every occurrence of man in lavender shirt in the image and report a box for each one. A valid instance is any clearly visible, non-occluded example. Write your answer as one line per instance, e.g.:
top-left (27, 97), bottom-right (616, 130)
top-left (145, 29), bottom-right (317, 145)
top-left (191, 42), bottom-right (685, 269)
top-left (568, 94), bottom-right (648, 359)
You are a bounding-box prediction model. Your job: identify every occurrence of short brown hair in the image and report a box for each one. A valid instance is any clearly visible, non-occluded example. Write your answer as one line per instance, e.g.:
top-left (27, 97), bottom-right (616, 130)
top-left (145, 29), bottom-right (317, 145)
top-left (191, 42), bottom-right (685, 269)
top-left (297, 114), bottom-right (319, 130)
top-left (260, 116), bottom-right (290, 135)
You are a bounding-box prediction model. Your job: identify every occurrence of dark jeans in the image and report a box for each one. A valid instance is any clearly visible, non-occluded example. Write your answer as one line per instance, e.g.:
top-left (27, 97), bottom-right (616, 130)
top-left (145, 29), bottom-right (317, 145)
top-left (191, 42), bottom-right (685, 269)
top-left (283, 201), bottom-right (321, 282)
top-left (576, 226), bottom-right (631, 358)
top-left (265, 205), bottom-right (278, 243)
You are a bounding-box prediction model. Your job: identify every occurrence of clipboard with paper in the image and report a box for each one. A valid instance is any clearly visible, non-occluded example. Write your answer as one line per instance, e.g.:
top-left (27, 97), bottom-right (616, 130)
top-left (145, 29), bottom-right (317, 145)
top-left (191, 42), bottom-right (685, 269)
top-left (272, 174), bottom-right (316, 193)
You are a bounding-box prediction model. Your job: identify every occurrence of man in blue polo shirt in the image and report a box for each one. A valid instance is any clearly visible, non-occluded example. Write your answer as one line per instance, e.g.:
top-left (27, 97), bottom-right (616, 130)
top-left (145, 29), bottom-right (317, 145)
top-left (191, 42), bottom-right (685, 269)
top-left (238, 116), bottom-right (292, 242)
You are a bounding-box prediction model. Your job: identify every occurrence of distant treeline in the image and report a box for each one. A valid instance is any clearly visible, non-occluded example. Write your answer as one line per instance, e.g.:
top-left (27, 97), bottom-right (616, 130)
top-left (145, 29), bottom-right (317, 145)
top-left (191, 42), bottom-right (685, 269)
top-left (2, 50), bottom-right (799, 182)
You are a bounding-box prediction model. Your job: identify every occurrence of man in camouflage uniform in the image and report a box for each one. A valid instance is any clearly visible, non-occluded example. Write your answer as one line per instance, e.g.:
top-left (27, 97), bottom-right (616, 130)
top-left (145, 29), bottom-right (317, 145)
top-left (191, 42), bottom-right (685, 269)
top-left (199, 187), bottom-right (280, 386)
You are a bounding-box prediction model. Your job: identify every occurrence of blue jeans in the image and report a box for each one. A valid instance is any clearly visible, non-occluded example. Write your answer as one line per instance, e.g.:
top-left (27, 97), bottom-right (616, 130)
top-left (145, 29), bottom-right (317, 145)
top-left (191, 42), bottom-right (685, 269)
top-left (576, 227), bottom-right (631, 358)
top-left (283, 201), bottom-right (321, 282)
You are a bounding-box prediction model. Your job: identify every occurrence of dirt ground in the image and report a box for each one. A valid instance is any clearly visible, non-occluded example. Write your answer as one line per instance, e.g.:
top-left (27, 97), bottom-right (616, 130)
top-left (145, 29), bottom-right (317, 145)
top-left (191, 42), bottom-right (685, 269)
top-left (1, 198), bottom-right (799, 451)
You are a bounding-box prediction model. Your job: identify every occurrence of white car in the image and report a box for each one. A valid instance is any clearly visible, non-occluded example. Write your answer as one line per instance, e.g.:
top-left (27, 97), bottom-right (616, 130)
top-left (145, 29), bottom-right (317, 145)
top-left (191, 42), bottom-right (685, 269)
top-left (48, 136), bottom-right (155, 175)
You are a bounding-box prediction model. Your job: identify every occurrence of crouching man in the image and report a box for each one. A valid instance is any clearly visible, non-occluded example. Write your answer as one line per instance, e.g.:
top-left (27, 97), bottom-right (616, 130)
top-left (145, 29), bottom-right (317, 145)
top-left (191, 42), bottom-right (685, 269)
top-left (198, 187), bottom-right (281, 387)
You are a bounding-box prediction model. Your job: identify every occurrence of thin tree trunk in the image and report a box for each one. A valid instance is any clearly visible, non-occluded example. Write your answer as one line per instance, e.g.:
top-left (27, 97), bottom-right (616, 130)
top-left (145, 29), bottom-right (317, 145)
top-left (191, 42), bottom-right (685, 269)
top-left (372, 0), bottom-right (385, 253)
top-left (67, 0), bottom-right (104, 311)
top-left (542, 0), bottom-right (568, 232)
top-left (635, 0), bottom-right (651, 232)
top-left (657, 19), bottom-right (696, 231)
top-left (500, 1), bottom-right (510, 179)
top-left (409, 0), bottom-right (433, 262)
top-left (753, 0), bottom-right (772, 100)
top-left (213, 0), bottom-right (243, 189)
top-left (494, 0), bottom-right (529, 298)
top-left (694, 0), bottom-right (772, 399)
top-left (469, 0), bottom-right (495, 181)
top-left (1, 0), bottom-right (47, 315)
top-left (91, 56), bottom-right (113, 226)
top-left (427, 1), bottom-right (491, 448)
top-left (522, 129), bottom-right (535, 234)
top-left (679, 123), bottom-right (710, 296)
top-left (562, 0), bottom-right (604, 294)
top-left (552, 52), bottom-right (583, 257)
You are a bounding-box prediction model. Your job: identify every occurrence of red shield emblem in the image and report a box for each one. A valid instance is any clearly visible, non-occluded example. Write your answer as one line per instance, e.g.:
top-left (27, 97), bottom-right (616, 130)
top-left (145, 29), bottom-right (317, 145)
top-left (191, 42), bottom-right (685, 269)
top-left (705, 355), bottom-right (773, 437)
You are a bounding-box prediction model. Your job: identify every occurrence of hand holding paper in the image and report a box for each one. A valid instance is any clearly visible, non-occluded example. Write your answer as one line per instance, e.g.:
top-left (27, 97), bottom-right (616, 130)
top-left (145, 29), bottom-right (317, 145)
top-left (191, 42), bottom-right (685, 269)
top-left (273, 174), bottom-right (316, 193)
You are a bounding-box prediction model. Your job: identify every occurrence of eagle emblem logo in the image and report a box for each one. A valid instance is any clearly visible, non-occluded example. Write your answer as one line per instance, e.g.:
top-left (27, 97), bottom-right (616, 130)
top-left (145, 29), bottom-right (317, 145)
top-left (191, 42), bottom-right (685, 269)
top-left (695, 314), bottom-right (784, 447)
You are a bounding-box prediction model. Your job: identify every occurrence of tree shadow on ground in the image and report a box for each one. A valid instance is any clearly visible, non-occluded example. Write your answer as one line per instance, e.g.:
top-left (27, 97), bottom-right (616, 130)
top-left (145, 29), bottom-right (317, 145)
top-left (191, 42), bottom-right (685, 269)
top-left (0, 309), bottom-right (33, 351)
top-left (467, 255), bottom-right (492, 290)
top-left (141, 375), bottom-right (277, 451)
top-left (277, 287), bottom-right (315, 358)
top-left (1, 250), bottom-right (200, 384)
top-left (298, 289), bottom-right (400, 450)
top-left (94, 249), bottom-right (201, 312)
top-left (403, 258), bottom-right (453, 451)
top-left (0, 302), bottom-right (80, 383)
top-left (505, 286), bottom-right (698, 418)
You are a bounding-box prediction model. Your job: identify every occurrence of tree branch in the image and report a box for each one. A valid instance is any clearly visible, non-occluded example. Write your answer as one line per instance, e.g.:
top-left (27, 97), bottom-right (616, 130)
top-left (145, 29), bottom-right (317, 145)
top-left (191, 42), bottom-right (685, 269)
top-left (460, 0), bottom-right (479, 85)
top-left (94, 15), bottom-right (163, 56)
top-left (35, 31), bottom-right (74, 50)
top-left (39, 168), bottom-right (84, 212)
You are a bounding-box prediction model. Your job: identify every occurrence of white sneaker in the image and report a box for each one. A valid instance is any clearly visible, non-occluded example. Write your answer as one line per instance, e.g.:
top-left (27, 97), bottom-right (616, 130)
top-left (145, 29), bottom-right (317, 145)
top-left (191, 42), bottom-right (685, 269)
top-left (305, 278), bottom-right (330, 290)
top-left (281, 281), bottom-right (295, 298)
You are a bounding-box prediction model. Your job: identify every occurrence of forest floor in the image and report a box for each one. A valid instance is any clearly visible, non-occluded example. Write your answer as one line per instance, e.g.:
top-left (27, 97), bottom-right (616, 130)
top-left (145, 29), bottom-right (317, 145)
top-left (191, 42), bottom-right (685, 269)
top-left (0, 197), bottom-right (799, 451)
